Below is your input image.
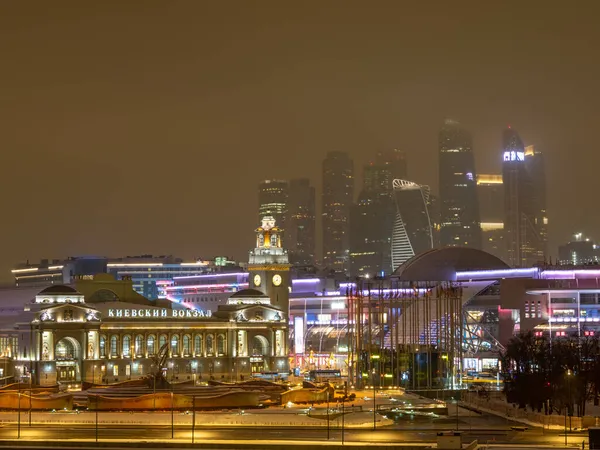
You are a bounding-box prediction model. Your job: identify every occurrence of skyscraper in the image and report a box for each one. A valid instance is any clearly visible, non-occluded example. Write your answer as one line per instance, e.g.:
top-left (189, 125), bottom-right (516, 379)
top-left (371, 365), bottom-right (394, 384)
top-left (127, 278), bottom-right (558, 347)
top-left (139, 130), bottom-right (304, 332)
top-left (390, 179), bottom-right (434, 268)
top-left (349, 149), bottom-right (406, 277)
top-left (558, 233), bottom-right (599, 265)
top-left (363, 149), bottom-right (408, 192)
top-left (525, 145), bottom-right (548, 260)
top-left (502, 128), bottom-right (546, 267)
top-left (438, 120), bottom-right (482, 249)
top-left (258, 180), bottom-right (288, 230)
top-left (477, 174), bottom-right (506, 262)
top-left (286, 178), bottom-right (316, 266)
top-left (322, 151), bottom-right (354, 272)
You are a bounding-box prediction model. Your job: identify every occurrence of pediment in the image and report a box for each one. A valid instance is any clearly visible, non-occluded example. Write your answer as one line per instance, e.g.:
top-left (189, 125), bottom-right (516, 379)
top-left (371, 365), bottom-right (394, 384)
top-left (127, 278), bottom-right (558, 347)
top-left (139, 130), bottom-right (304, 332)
top-left (36, 303), bottom-right (100, 323)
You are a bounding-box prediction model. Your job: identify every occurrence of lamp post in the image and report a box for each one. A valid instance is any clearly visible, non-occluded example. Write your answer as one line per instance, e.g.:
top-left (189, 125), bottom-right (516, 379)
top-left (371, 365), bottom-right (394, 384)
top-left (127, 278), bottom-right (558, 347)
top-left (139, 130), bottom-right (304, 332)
top-left (565, 369), bottom-right (572, 446)
top-left (326, 390), bottom-right (330, 440)
top-left (341, 396), bottom-right (345, 446)
top-left (372, 368), bottom-right (376, 431)
top-left (28, 370), bottom-right (32, 427)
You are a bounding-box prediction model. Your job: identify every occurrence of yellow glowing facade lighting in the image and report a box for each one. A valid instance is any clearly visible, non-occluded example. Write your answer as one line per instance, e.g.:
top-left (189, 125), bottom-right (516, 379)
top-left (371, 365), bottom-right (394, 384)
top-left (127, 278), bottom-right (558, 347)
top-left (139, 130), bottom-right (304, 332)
top-left (477, 174), bottom-right (503, 185)
top-left (48, 265), bottom-right (64, 270)
top-left (525, 145), bottom-right (535, 156)
top-left (481, 222), bottom-right (504, 231)
top-left (11, 268), bottom-right (38, 273)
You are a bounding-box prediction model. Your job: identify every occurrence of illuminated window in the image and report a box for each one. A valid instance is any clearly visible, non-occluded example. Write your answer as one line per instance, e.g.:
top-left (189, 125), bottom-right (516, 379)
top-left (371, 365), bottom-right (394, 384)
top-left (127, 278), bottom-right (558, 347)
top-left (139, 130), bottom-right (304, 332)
top-left (134, 335), bottom-right (144, 356)
top-left (99, 336), bottom-right (106, 358)
top-left (122, 335), bottom-right (131, 357)
top-left (194, 335), bottom-right (202, 355)
top-left (147, 335), bottom-right (156, 356)
top-left (113, 365), bottom-right (119, 376)
top-left (217, 334), bottom-right (226, 356)
top-left (206, 334), bottom-right (214, 355)
top-left (171, 335), bottom-right (179, 356)
top-left (183, 335), bottom-right (191, 356)
top-left (110, 336), bottom-right (118, 357)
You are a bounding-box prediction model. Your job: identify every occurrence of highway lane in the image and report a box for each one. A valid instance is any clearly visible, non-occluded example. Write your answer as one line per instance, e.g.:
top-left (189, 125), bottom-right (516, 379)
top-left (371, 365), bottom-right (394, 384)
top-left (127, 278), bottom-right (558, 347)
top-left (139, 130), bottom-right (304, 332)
top-left (0, 424), bottom-right (589, 446)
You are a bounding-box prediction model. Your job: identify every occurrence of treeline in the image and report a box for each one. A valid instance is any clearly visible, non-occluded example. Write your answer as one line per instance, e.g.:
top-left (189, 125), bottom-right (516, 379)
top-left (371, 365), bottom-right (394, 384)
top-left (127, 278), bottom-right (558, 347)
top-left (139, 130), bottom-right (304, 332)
top-left (500, 331), bottom-right (600, 417)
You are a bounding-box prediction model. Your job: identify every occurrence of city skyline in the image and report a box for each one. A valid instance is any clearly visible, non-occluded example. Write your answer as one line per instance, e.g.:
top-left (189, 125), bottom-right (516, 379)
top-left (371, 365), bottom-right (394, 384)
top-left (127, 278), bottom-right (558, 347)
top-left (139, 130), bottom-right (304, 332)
top-left (1, 2), bottom-right (599, 283)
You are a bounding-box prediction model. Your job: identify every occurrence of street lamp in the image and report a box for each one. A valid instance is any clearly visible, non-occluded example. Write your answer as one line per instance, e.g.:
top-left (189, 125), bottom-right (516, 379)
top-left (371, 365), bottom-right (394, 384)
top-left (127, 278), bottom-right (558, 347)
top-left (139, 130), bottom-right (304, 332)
top-left (372, 368), bottom-right (376, 431)
top-left (565, 369), bottom-right (572, 446)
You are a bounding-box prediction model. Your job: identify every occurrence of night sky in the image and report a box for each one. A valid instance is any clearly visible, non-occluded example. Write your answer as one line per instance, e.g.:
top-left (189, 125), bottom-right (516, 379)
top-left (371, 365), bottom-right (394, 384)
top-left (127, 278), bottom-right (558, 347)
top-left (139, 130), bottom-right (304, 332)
top-left (1, 1), bottom-right (599, 283)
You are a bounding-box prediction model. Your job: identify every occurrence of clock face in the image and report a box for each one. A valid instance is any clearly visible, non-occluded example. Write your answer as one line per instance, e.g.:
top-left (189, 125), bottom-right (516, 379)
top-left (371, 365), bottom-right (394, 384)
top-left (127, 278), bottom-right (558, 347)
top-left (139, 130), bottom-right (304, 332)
top-left (253, 274), bottom-right (261, 287)
top-left (272, 274), bottom-right (282, 286)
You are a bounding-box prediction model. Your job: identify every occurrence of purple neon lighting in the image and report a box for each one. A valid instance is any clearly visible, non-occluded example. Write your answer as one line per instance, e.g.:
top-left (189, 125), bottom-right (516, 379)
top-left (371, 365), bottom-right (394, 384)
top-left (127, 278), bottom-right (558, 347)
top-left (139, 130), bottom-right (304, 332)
top-left (292, 278), bottom-right (321, 283)
top-left (541, 270), bottom-right (600, 278)
top-left (165, 282), bottom-right (249, 291)
top-left (456, 268), bottom-right (538, 279)
top-left (173, 272), bottom-right (247, 280)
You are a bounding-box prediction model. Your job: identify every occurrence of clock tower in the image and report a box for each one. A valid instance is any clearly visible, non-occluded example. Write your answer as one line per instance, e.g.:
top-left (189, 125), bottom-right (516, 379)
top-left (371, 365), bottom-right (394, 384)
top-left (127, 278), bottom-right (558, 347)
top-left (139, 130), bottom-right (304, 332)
top-left (248, 216), bottom-right (291, 314)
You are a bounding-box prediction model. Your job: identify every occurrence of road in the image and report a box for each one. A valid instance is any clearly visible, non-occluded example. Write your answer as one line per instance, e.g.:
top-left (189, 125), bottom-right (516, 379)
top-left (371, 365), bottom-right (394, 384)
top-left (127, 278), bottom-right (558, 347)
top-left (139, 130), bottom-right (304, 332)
top-left (0, 423), bottom-right (589, 447)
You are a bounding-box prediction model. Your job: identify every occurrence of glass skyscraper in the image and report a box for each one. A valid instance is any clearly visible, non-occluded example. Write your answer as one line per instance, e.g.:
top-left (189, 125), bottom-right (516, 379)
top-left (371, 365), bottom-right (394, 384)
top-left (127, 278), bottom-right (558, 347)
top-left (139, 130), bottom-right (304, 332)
top-left (258, 180), bottom-right (289, 230)
top-left (286, 178), bottom-right (316, 266)
top-left (322, 151), bottom-right (354, 272)
top-left (502, 129), bottom-right (547, 267)
top-left (349, 149), bottom-right (407, 276)
top-left (438, 119), bottom-right (482, 249)
top-left (390, 179), bottom-right (434, 268)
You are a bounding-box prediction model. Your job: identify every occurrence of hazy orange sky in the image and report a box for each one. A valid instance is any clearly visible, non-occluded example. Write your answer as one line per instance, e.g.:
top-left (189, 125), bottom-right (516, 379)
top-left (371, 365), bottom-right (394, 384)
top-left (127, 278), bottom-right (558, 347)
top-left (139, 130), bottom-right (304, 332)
top-left (1, 1), bottom-right (599, 282)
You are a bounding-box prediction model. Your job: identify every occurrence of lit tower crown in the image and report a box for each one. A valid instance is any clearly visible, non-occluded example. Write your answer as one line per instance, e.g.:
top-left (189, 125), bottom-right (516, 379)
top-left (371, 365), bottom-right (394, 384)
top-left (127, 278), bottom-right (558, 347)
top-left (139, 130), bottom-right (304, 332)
top-left (248, 216), bottom-right (291, 313)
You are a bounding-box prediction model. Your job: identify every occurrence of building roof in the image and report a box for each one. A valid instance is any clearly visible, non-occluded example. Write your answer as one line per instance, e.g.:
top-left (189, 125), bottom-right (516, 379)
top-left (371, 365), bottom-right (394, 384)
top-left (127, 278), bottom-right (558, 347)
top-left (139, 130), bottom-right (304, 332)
top-left (38, 285), bottom-right (80, 295)
top-left (393, 247), bottom-right (509, 281)
top-left (229, 288), bottom-right (269, 298)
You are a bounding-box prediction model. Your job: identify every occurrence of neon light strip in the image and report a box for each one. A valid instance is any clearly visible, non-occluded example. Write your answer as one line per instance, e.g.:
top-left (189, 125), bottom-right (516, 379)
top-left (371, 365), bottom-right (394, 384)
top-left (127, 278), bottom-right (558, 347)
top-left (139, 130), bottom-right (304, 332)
top-left (541, 270), bottom-right (600, 278)
top-left (292, 279), bottom-right (321, 283)
top-left (173, 272), bottom-right (247, 280)
top-left (456, 268), bottom-right (538, 279)
top-left (107, 263), bottom-right (164, 267)
top-left (179, 262), bottom-right (210, 266)
top-left (48, 265), bottom-right (64, 270)
top-left (164, 283), bottom-right (249, 291)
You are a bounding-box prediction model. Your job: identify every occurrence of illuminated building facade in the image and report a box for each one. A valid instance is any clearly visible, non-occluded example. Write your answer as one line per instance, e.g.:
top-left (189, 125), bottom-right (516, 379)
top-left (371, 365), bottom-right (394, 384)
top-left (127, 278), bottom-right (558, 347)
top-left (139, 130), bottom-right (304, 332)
top-left (2, 219), bottom-right (290, 386)
top-left (286, 178), bottom-right (316, 266)
top-left (258, 180), bottom-right (289, 231)
top-left (438, 119), bottom-right (482, 249)
top-left (477, 174), bottom-right (506, 263)
top-left (12, 256), bottom-right (243, 300)
top-left (322, 151), bottom-right (354, 272)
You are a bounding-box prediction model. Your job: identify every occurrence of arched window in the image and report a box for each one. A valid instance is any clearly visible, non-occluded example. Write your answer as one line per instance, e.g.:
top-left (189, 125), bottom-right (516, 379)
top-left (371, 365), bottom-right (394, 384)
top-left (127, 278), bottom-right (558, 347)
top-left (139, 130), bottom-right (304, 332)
top-left (171, 334), bottom-right (179, 356)
top-left (159, 334), bottom-right (167, 352)
top-left (194, 335), bottom-right (203, 356)
top-left (206, 334), bottom-right (214, 355)
top-left (182, 335), bottom-right (191, 356)
top-left (217, 334), bottom-right (226, 356)
top-left (134, 335), bottom-right (144, 356)
top-left (122, 335), bottom-right (131, 357)
top-left (99, 336), bottom-right (106, 358)
top-left (110, 335), bottom-right (118, 357)
top-left (147, 335), bottom-right (156, 356)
